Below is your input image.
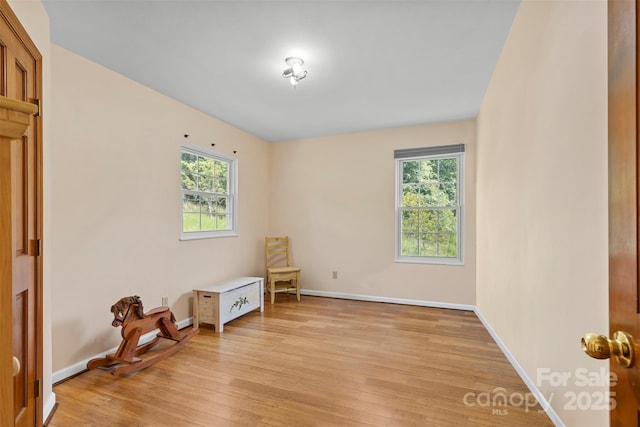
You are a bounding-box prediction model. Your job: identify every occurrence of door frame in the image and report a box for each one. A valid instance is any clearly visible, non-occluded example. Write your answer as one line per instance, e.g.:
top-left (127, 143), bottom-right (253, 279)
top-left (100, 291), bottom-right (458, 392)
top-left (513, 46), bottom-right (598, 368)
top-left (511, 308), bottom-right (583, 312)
top-left (0, 1), bottom-right (44, 425)
top-left (608, 0), bottom-right (640, 424)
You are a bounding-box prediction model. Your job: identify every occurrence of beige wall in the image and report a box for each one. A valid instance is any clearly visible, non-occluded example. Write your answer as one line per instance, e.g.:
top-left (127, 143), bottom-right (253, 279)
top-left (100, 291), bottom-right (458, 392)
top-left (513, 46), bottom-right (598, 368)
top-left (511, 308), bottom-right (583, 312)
top-left (476, 1), bottom-right (608, 426)
top-left (11, 0), bottom-right (611, 425)
top-left (270, 120), bottom-right (476, 305)
top-left (7, 0), bottom-right (54, 417)
top-left (50, 45), bottom-right (270, 370)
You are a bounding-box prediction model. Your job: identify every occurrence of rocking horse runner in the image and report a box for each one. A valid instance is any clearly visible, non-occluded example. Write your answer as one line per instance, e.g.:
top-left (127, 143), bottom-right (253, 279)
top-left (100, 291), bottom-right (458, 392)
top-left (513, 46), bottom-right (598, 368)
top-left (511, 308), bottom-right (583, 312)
top-left (87, 295), bottom-right (198, 376)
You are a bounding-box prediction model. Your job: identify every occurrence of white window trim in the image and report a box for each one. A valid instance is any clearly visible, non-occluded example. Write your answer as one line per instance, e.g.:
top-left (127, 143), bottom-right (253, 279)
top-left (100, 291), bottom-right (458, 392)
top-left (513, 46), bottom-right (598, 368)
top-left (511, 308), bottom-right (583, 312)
top-left (394, 151), bottom-right (464, 265)
top-left (180, 142), bottom-right (238, 241)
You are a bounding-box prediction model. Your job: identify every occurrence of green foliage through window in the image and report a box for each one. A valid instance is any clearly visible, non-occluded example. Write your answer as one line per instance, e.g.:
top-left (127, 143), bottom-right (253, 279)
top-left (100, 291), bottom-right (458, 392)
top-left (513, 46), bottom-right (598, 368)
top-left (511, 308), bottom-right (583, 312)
top-left (181, 147), bottom-right (234, 234)
top-left (399, 156), bottom-right (460, 259)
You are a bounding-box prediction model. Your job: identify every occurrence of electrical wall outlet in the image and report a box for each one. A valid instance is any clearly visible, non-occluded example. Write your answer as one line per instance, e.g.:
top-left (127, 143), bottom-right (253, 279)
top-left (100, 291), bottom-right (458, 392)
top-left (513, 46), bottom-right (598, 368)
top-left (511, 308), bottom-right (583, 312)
top-left (332, 271), bottom-right (338, 279)
top-left (161, 296), bottom-right (168, 306)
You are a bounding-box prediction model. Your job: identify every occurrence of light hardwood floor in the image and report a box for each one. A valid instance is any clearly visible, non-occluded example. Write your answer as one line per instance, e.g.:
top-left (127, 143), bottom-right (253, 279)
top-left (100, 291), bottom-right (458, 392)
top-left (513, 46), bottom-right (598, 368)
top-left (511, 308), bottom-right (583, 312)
top-left (48, 296), bottom-right (553, 426)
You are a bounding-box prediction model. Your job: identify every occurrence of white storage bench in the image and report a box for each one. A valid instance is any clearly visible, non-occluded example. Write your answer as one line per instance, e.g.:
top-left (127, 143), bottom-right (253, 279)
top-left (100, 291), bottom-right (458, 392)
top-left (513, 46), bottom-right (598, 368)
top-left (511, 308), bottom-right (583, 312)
top-left (193, 277), bottom-right (264, 333)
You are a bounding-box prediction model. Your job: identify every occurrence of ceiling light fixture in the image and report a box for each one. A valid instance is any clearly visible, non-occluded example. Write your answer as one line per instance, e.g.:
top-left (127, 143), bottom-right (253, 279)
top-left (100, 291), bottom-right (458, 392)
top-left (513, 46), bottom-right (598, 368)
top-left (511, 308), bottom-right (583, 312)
top-left (282, 57), bottom-right (307, 86)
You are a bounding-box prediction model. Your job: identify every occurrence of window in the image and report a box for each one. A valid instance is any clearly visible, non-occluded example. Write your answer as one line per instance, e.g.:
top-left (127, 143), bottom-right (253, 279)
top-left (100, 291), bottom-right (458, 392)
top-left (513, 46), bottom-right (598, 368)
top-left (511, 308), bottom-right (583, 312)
top-left (180, 143), bottom-right (237, 240)
top-left (395, 144), bottom-right (464, 264)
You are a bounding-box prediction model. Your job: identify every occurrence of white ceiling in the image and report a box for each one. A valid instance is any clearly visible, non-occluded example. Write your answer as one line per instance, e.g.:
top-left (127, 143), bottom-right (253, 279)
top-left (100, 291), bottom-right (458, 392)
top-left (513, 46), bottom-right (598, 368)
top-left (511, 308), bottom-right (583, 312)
top-left (42, 0), bottom-right (520, 142)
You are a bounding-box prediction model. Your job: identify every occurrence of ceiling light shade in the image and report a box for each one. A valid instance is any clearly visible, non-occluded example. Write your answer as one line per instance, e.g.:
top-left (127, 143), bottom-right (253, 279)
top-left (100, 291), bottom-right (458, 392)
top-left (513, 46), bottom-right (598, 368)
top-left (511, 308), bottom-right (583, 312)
top-left (283, 57), bottom-right (307, 86)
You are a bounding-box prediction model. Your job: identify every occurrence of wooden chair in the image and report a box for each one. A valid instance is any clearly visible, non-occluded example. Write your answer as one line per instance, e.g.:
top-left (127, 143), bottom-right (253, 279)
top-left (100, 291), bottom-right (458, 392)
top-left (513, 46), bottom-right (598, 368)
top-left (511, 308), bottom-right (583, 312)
top-left (265, 236), bottom-right (301, 304)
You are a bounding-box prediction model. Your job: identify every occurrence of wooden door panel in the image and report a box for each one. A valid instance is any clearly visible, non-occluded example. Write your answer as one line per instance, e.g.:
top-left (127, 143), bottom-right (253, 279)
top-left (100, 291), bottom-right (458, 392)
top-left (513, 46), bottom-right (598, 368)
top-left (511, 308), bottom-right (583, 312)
top-left (13, 290), bottom-right (26, 417)
top-left (608, 0), bottom-right (640, 425)
top-left (0, 43), bottom-right (5, 95)
top-left (14, 139), bottom-right (26, 255)
top-left (12, 136), bottom-right (34, 427)
top-left (15, 60), bottom-right (26, 100)
top-left (0, 1), bottom-right (42, 426)
top-left (8, 51), bottom-right (36, 427)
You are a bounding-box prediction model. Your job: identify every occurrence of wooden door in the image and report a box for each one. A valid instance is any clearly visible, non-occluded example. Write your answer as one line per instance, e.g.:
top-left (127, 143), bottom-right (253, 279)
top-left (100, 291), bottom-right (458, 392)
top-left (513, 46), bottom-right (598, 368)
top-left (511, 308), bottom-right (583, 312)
top-left (608, 0), bottom-right (640, 424)
top-left (0, 1), bottom-right (43, 426)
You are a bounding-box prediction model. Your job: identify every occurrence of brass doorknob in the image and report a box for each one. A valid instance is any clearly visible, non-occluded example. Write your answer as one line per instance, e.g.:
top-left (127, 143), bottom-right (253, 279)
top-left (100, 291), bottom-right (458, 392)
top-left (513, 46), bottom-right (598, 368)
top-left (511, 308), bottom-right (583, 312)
top-left (12, 356), bottom-right (20, 376)
top-left (581, 331), bottom-right (635, 368)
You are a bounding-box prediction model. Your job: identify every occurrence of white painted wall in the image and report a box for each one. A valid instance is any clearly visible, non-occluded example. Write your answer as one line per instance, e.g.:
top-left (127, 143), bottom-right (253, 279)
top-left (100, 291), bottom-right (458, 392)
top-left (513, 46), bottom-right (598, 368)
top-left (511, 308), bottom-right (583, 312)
top-left (476, 1), bottom-right (608, 426)
top-left (49, 45), bottom-right (270, 370)
top-left (269, 120), bottom-right (477, 305)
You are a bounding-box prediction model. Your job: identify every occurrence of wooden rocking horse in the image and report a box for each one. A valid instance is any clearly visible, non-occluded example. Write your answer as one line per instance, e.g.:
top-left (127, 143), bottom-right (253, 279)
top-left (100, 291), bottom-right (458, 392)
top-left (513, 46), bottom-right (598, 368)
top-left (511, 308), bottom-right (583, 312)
top-left (87, 295), bottom-right (198, 376)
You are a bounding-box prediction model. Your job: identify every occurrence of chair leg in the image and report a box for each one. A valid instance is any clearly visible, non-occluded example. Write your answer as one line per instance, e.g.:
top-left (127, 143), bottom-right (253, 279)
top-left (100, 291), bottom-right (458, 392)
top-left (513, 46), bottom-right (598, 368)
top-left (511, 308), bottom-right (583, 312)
top-left (270, 280), bottom-right (275, 304)
top-left (296, 276), bottom-right (301, 301)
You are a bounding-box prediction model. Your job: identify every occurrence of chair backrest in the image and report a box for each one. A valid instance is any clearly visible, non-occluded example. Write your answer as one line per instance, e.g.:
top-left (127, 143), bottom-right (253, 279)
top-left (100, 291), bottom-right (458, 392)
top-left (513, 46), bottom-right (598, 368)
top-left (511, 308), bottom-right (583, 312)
top-left (265, 236), bottom-right (291, 268)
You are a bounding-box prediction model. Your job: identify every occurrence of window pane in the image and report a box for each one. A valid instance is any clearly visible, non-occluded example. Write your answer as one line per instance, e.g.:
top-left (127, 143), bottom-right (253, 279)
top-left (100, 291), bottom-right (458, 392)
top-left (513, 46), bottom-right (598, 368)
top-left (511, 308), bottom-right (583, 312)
top-left (216, 197), bottom-right (227, 213)
top-left (438, 158), bottom-right (457, 182)
top-left (181, 152), bottom-right (196, 166)
top-left (214, 160), bottom-right (229, 194)
top-left (199, 173), bottom-right (214, 192)
top-left (403, 161), bottom-right (420, 184)
top-left (181, 152), bottom-right (197, 190)
top-left (421, 210), bottom-right (437, 232)
top-left (185, 194), bottom-right (203, 211)
top-left (401, 232), bottom-right (419, 256)
top-left (201, 213), bottom-right (216, 231)
top-left (182, 196), bottom-right (199, 213)
top-left (217, 175), bottom-right (228, 193)
top-left (440, 183), bottom-right (457, 206)
top-left (198, 156), bottom-right (214, 176)
top-left (402, 184), bottom-right (420, 207)
top-left (402, 210), bottom-right (419, 233)
top-left (438, 234), bottom-right (457, 257)
top-left (421, 160), bottom-right (438, 182)
top-left (423, 183), bottom-right (439, 206)
top-left (438, 209), bottom-right (457, 233)
top-left (183, 213), bottom-right (200, 232)
top-left (215, 214), bottom-right (229, 230)
top-left (420, 233), bottom-right (437, 257)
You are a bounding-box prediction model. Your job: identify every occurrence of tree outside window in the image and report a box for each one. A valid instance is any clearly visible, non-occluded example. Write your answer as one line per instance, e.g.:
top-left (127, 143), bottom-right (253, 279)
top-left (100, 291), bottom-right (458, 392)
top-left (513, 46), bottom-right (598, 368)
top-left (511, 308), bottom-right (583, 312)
top-left (180, 144), bottom-right (237, 240)
top-left (396, 145), bottom-right (463, 264)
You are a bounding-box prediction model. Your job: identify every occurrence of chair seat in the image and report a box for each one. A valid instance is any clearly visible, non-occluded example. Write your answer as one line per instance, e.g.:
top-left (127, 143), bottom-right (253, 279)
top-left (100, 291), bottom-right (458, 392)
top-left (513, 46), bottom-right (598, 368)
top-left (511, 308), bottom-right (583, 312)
top-left (267, 266), bottom-right (301, 274)
top-left (268, 267), bottom-right (300, 285)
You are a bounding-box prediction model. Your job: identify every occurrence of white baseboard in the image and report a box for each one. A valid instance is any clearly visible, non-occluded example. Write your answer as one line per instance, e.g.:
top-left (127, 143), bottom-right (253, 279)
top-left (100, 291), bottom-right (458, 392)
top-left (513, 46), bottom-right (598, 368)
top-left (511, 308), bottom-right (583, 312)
top-left (44, 392), bottom-right (56, 422)
top-left (52, 317), bottom-right (193, 384)
top-left (473, 308), bottom-right (564, 427)
top-left (300, 289), bottom-right (475, 311)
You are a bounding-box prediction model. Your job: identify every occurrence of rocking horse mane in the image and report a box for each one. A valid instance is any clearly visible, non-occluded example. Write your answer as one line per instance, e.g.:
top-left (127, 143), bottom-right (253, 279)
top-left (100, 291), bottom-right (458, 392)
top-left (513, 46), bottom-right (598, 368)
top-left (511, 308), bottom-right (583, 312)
top-left (110, 295), bottom-right (144, 326)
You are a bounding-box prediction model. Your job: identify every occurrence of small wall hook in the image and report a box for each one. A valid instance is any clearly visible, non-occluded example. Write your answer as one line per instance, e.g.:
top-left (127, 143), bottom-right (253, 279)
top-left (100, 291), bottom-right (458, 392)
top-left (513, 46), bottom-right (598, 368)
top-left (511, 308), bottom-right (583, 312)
top-left (184, 134), bottom-right (189, 138)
